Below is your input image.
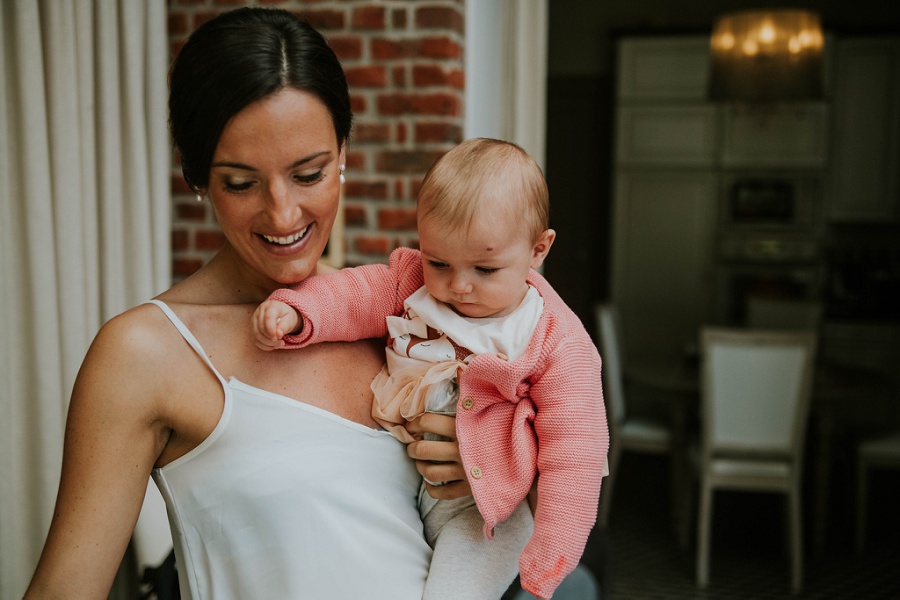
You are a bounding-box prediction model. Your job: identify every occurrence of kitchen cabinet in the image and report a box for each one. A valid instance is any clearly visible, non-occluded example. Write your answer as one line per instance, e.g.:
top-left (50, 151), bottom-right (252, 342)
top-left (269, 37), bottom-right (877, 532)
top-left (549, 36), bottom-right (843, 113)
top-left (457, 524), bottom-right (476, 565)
top-left (611, 171), bottom-right (717, 359)
top-left (721, 104), bottom-right (829, 169)
top-left (615, 105), bottom-right (718, 167)
top-left (829, 38), bottom-right (900, 221)
top-left (617, 37), bottom-right (710, 101)
top-left (611, 37), bottom-right (719, 360)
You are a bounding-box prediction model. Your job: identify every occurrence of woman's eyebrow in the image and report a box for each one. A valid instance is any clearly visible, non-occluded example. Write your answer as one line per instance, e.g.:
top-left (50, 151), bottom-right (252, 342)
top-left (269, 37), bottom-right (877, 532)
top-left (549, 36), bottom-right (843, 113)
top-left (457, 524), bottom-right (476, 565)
top-left (211, 151), bottom-right (332, 170)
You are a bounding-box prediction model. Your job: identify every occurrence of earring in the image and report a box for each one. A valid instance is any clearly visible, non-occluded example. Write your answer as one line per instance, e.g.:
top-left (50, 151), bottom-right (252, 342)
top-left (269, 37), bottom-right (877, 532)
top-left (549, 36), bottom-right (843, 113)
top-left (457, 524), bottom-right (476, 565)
top-left (195, 192), bottom-right (203, 203)
top-left (339, 164), bottom-right (346, 184)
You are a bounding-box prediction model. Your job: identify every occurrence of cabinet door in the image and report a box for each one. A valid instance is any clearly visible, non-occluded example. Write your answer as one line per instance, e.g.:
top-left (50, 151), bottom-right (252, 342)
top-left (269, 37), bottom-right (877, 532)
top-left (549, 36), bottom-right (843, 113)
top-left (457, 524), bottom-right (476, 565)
top-left (829, 38), bottom-right (900, 221)
top-left (617, 37), bottom-right (710, 101)
top-left (721, 104), bottom-right (829, 168)
top-left (615, 105), bottom-right (719, 167)
top-left (611, 171), bottom-right (718, 360)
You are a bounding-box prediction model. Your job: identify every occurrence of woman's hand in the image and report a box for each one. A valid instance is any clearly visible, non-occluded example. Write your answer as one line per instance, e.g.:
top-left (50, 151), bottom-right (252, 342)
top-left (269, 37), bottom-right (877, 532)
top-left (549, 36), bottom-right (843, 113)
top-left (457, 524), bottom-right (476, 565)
top-left (405, 413), bottom-right (472, 500)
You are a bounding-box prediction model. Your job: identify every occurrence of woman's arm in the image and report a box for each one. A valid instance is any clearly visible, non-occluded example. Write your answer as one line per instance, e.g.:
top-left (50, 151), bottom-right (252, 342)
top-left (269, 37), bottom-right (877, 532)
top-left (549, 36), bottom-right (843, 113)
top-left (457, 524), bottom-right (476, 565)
top-left (25, 311), bottom-right (172, 598)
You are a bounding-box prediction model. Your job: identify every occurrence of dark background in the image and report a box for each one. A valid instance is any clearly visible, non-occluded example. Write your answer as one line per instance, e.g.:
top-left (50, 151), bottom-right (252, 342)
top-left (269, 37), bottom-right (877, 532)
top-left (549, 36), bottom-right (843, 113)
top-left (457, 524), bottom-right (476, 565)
top-left (543, 0), bottom-right (900, 326)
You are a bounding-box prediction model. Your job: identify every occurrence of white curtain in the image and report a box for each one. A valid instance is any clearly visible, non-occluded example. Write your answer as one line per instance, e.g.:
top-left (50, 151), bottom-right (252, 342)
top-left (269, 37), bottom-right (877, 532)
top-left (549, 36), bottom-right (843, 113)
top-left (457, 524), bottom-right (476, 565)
top-left (464, 0), bottom-right (548, 169)
top-left (0, 1), bottom-right (170, 596)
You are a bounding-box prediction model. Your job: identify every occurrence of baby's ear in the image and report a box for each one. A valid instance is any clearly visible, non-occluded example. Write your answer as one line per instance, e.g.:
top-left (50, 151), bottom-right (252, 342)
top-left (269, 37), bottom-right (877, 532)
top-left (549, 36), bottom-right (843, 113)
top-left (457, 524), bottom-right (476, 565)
top-left (530, 229), bottom-right (556, 269)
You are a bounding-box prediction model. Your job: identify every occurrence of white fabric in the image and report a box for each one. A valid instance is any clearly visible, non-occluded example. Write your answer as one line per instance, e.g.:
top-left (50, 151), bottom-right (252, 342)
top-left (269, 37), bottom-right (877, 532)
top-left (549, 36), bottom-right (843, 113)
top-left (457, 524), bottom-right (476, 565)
top-left (0, 2), bottom-right (169, 597)
top-left (148, 301), bottom-right (432, 600)
top-left (464, 0), bottom-right (548, 170)
top-left (403, 284), bottom-right (543, 362)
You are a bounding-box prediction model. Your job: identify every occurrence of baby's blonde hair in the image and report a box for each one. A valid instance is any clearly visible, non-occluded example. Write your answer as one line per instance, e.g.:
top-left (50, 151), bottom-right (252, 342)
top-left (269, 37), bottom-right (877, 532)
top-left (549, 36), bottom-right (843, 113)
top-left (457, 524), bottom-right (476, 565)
top-left (417, 138), bottom-right (549, 244)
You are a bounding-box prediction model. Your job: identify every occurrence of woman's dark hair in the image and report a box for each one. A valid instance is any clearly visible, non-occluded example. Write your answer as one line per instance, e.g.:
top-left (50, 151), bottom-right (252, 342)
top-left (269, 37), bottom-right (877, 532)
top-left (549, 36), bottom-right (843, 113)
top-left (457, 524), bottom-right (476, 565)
top-left (168, 7), bottom-right (352, 192)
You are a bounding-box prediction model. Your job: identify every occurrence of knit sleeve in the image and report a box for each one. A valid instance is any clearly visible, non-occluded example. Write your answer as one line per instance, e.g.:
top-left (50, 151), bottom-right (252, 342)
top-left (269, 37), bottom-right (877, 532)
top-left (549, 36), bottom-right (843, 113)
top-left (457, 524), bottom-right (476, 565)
top-left (518, 298), bottom-right (609, 598)
top-left (267, 248), bottom-right (425, 347)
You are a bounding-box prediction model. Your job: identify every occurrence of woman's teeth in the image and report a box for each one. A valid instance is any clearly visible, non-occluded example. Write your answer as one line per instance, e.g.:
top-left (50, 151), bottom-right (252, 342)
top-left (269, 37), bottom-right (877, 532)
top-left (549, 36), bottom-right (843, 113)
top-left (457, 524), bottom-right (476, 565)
top-left (262, 226), bottom-right (308, 245)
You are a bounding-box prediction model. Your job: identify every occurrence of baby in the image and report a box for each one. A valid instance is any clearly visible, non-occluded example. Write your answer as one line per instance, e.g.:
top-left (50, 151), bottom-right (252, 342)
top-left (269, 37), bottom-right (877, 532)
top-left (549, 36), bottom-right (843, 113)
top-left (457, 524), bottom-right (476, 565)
top-left (253, 138), bottom-right (608, 600)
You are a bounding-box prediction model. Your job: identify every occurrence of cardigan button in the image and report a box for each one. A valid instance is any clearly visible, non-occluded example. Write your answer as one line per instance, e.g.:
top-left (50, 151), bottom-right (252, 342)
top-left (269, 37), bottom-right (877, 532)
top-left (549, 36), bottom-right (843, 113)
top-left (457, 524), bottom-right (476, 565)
top-left (470, 466), bottom-right (483, 479)
top-left (496, 352), bottom-right (509, 361)
top-left (462, 397), bottom-right (474, 410)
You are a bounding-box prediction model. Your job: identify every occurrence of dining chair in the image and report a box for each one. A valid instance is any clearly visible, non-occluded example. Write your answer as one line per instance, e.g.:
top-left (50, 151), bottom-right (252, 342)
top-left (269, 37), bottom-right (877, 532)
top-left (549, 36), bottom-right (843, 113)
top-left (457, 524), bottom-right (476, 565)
top-left (695, 327), bottom-right (817, 593)
top-left (745, 297), bottom-right (824, 331)
top-left (595, 303), bottom-right (676, 529)
top-left (856, 430), bottom-right (900, 554)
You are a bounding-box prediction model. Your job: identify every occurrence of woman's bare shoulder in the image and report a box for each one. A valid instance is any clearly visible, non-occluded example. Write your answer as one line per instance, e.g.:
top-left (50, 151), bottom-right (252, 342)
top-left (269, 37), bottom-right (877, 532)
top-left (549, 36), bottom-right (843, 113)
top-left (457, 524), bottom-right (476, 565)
top-left (80, 302), bottom-right (200, 403)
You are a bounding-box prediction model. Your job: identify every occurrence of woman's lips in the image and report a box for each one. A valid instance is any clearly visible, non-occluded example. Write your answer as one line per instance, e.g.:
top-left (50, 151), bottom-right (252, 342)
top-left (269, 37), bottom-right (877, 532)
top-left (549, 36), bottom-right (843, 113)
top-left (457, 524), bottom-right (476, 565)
top-left (260, 224), bottom-right (310, 245)
top-left (257, 223), bottom-right (313, 255)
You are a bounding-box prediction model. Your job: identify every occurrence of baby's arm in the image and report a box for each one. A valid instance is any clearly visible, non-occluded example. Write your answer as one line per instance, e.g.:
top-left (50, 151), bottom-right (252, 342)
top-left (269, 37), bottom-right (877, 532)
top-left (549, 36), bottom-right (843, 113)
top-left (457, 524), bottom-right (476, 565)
top-left (253, 300), bottom-right (301, 350)
top-left (266, 247), bottom-right (425, 348)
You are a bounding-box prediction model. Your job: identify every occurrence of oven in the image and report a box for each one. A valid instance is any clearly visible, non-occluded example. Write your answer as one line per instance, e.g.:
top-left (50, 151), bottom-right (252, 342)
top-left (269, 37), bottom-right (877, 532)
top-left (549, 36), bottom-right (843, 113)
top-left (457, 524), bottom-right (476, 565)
top-left (720, 173), bottom-right (821, 230)
top-left (712, 232), bottom-right (826, 325)
top-left (712, 172), bottom-right (826, 325)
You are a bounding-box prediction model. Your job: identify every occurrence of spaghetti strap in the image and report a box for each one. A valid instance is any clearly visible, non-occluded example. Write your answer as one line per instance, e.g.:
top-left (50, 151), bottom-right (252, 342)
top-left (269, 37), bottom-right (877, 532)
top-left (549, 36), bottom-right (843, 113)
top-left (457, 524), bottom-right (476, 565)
top-left (145, 299), bottom-right (228, 386)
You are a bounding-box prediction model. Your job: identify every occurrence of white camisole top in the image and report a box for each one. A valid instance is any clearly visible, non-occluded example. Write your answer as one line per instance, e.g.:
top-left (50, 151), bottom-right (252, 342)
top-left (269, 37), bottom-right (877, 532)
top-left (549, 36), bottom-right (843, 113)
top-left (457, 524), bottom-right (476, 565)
top-left (147, 300), bottom-right (432, 599)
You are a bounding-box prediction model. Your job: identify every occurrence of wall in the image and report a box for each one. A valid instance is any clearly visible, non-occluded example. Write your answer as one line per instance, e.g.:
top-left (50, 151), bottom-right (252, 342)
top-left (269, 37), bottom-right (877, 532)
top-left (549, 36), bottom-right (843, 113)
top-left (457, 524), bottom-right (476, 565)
top-left (167, 0), bottom-right (466, 278)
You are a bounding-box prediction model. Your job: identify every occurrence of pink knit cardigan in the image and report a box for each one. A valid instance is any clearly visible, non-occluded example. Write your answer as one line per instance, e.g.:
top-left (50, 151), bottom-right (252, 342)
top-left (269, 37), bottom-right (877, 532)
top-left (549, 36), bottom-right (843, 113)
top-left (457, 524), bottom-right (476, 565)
top-left (268, 248), bottom-right (608, 599)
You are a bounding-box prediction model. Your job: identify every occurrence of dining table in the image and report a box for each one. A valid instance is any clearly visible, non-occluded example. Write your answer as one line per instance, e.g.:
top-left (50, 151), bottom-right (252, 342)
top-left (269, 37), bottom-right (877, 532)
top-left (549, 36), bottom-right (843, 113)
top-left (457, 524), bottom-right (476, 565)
top-left (624, 353), bottom-right (891, 558)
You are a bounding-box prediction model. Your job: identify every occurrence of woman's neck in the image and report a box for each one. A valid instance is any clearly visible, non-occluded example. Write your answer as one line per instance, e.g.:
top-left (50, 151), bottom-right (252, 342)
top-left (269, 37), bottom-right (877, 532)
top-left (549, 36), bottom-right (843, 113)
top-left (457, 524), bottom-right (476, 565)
top-left (165, 247), bottom-right (293, 305)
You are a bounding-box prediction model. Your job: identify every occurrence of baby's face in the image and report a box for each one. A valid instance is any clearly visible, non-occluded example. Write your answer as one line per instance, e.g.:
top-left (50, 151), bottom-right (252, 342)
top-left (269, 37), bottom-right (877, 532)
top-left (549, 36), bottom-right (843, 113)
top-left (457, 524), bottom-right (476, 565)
top-left (417, 216), bottom-right (545, 319)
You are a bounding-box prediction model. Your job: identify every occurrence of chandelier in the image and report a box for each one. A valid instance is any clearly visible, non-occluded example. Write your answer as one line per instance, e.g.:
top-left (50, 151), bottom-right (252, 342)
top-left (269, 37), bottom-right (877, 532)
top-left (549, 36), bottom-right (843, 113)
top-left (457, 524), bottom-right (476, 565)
top-left (709, 9), bottom-right (824, 103)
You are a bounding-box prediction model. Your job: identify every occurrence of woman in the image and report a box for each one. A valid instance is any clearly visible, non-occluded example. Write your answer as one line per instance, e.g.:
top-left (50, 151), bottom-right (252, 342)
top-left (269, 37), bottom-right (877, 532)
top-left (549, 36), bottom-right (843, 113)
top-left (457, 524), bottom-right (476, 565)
top-left (26, 8), bottom-right (469, 599)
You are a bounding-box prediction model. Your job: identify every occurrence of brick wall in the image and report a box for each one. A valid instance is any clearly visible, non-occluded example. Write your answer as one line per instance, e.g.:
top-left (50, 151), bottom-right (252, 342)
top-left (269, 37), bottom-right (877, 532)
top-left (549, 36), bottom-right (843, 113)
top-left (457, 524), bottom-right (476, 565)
top-left (167, 0), bottom-right (466, 280)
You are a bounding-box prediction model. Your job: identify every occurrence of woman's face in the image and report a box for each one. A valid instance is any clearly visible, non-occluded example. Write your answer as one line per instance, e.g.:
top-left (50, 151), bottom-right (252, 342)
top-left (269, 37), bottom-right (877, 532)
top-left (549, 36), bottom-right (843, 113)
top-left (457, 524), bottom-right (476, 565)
top-left (207, 88), bottom-right (344, 292)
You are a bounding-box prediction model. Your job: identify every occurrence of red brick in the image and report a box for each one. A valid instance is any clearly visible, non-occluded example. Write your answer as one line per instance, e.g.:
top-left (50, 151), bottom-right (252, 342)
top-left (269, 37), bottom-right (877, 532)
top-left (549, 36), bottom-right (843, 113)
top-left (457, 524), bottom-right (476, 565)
top-left (412, 65), bottom-right (464, 89)
top-left (344, 204), bottom-right (368, 227)
top-left (353, 122), bottom-right (391, 143)
top-left (171, 174), bottom-right (193, 195)
top-left (395, 179), bottom-right (406, 200)
top-left (173, 258), bottom-right (204, 278)
top-left (328, 36), bottom-right (363, 60)
top-left (415, 6), bottom-right (464, 34)
top-left (168, 12), bottom-right (189, 36)
top-left (355, 235), bottom-right (390, 255)
top-left (344, 65), bottom-right (387, 88)
top-left (352, 6), bottom-right (385, 30)
top-left (176, 202), bottom-right (207, 222)
top-left (345, 151), bottom-right (365, 170)
top-left (349, 95), bottom-right (367, 114)
top-left (396, 122), bottom-right (407, 144)
top-left (376, 93), bottom-right (461, 117)
top-left (411, 177), bottom-right (426, 199)
top-left (378, 207), bottom-right (418, 231)
top-left (392, 65), bottom-right (407, 87)
top-left (419, 37), bottom-right (462, 60)
top-left (297, 9), bottom-right (345, 31)
top-left (448, 69), bottom-right (464, 90)
top-left (415, 122), bottom-right (462, 144)
top-left (344, 180), bottom-right (389, 200)
top-left (391, 8), bottom-right (408, 29)
top-left (371, 39), bottom-right (415, 60)
top-left (377, 149), bottom-right (445, 174)
top-left (172, 230), bottom-right (189, 252)
top-left (195, 229), bottom-right (226, 251)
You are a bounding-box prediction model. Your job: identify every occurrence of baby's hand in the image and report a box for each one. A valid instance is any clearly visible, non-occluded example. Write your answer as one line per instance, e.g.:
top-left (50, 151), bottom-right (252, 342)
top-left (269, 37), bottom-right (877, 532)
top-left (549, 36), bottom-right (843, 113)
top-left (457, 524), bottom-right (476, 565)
top-left (253, 300), bottom-right (301, 351)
